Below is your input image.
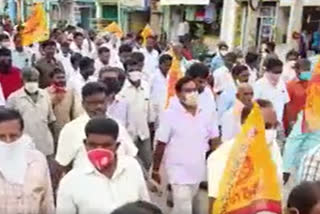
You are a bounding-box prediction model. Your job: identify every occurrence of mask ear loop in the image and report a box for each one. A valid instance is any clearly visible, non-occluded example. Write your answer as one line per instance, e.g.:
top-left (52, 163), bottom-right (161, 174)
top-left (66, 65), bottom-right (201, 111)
top-left (285, 207), bottom-right (299, 214)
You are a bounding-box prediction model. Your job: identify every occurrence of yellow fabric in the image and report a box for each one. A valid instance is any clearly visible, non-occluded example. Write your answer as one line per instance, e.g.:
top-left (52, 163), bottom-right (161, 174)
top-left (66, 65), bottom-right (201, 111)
top-left (140, 24), bottom-right (153, 46)
top-left (104, 22), bottom-right (123, 38)
top-left (21, 3), bottom-right (49, 46)
top-left (213, 103), bottom-right (281, 214)
top-left (304, 58), bottom-right (320, 132)
top-left (165, 49), bottom-right (183, 108)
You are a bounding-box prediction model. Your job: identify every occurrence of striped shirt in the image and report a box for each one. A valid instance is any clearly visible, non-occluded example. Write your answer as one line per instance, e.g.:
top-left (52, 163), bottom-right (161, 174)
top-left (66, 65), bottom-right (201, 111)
top-left (299, 144), bottom-right (320, 182)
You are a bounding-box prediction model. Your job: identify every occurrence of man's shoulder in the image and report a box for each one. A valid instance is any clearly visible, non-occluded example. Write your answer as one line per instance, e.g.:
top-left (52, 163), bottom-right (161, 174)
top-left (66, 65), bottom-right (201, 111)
top-left (208, 139), bottom-right (234, 165)
top-left (26, 149), bottom-right (47, 165)
top-left (118, 155), bottom-right (142, 174)
top-left (7, 88), bottom-right (24, 99)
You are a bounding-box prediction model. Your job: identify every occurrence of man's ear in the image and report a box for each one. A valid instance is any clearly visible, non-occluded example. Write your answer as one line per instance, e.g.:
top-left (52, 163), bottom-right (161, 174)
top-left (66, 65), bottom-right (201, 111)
top-left (285, 207), bottom-right (299, 214)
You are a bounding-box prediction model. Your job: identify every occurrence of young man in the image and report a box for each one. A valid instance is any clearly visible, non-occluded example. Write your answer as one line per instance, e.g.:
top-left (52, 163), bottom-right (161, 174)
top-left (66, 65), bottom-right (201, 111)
top-left (7, 67), bottom-right (56, 156)
top-left (0, 108), bottom-right (54, 214)
top-left (68, 56), bottom-right (96, 98)
top-left (208, 99), bottom-right (283, 214)
top-left (152, 77), bottom-right (218, 214)
top-left (99, 66), bottom-right (129, 128)
top-left (56, 41), bottom-right (75, 82)
top-left (254, 57), bottom-right (290, 124)
top-left (245, 51), bottom-right (259, 82)
top-left (118, 58), bottom-right (154, 174)
top-left (210, 41), bottom-right (228, 72)
top-left (281, 50), bottom-right (299, 83)
top-left (55, 82), bottom-right (137, 171)
top-left (150, 54), bottom-right (172, 127)
top-left (118, 44), bottom-right (133, 69)
top-left (46, 67), bottom-right (82, 141)
top-left (70, 32), bottom-right (91, 58)
top-left (283, 59), bottom-right (311, 135)
top-left (141, 36), bottom-right (159, 82)
top-left (11, 34), bottom-right (32, 69)
top-left (221, 83), bottom-right (254, 142)
top-left (0, 47), bottom-right (23, 99)
top-left (56, 117), bottom-right (149, 214)
top-left (35, 40), bottom-right (65, 89)
top-left (94, 46), bottom-right (111, 77)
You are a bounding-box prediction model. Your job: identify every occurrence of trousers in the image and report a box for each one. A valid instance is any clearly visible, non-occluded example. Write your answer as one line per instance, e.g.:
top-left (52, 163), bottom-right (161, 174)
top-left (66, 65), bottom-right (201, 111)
top-left (171, 183), bottom-right (199, 214)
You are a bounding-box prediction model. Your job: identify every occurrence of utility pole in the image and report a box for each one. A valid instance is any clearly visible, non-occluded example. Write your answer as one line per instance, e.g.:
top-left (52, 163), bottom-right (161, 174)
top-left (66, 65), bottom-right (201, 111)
top-left (287, 0), bottom-right (303, 50)
top-left (150, 0), bottom-right (161, 35)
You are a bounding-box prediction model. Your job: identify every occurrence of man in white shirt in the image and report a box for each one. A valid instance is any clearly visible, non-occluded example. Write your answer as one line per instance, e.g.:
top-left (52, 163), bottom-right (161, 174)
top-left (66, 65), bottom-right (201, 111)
top-left (221, 83), bottom-right (254, 142)
top-left (99, 67), bottom-right (129, 128)
top-left (152, 77), bottom-right (219, 214)
top-left (56, 41), bottom-right (74, 82)
top-left (281, 50), bottom-right (299, 83)
top-left (141, 36), bottom-right (159, 82)
top-left (57, 117), bottom-right (149, 214)
top-left (55, 82), bottom-right (137, 172)
top-left (245, 51), bottom-right (259, 83)
top-left (11, 34), bottom-right (31, 69)
top-left (68, 56), bottom-right (97, 98)
top-left (70, 32), bottom-right (91, 58)
top-left (118, 58), bottom-right (154, 173)
top-left (186, 62), bottom-right (220, 145)
top-left (213, 52), bottom-right (238, 123)
top-left (150, 54), bottom-right (172, 127)
top-left (207, 99), bottom-right (283, 214)
top-left (254, 57), bottom-right (290, 123)
top-left (94, 46), bottom-right (111, 77)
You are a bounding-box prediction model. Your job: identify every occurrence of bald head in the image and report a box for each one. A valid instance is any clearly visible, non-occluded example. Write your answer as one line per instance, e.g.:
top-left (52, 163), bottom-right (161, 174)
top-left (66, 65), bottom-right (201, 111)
top-left (236, 83), bottom-right (253, 107)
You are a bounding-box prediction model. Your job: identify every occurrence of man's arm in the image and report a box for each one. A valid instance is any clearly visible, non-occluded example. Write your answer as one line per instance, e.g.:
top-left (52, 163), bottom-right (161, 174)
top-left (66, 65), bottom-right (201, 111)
top-left (40, 159), bottom-right (55, 214)
top-left (151, 141), bottom-right (166, 184)
top-left (56, 176), bottom-right (77, 214)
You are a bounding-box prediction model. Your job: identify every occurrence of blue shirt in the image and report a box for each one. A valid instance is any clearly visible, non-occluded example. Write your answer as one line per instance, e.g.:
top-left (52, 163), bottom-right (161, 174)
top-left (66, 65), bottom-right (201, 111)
top-left (210, 54), bottom-right (225, 72)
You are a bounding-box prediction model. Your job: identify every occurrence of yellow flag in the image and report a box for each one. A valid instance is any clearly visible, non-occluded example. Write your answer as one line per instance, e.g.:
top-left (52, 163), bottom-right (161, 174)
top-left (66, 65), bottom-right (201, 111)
top-left (140, 24), bottom-right (153, 46)
top-left (21, 3), bottom-right (49, 46)
top-left (104, 22), bottom-right (123, 38)
top-left (213, 103), bottom-right (281, 214)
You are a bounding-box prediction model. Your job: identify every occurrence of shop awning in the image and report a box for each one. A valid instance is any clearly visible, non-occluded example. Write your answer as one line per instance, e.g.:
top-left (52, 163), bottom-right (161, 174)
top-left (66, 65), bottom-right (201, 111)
top-left (121, 0), bottom-right (145, 8)
top-left (280, 0), bottom-right (320, 6)
top-left (160, 0), bottom-right (210, 5)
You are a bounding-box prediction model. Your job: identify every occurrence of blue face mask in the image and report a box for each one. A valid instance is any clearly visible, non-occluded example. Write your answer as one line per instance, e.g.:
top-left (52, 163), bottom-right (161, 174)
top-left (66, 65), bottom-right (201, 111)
top-left (299, 71), bottom-right (312, 81)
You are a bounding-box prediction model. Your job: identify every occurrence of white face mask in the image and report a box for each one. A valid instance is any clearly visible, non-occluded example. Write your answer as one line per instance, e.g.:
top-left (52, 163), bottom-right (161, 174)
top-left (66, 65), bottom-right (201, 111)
top-left (1, 41), bottom-right (11, 49)
top-left (265, 129), bottom-right (277, 144)
top-left (25, 82), bottom-right (39, 94)
top-left (184, 91), bottom-right (199, 107)
top-left (129, 71), bottom-right (142, 82)
top-left (220, 50), bottom-right (228, 56)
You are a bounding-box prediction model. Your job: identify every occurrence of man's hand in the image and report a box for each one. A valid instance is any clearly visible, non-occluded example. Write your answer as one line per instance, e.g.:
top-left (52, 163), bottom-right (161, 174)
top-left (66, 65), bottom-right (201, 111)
top-left (151, 170), bottom-right (161, 185)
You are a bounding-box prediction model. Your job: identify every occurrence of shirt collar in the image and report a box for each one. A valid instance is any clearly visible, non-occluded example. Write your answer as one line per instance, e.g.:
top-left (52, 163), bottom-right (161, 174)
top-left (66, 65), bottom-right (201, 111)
top-left (15, 88), bottom-right (45, 99)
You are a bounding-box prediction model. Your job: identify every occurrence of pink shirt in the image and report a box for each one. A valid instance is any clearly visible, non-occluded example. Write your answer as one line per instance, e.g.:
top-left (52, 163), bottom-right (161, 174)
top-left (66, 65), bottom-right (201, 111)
top-left (156, 99), bottom-right (218, 184)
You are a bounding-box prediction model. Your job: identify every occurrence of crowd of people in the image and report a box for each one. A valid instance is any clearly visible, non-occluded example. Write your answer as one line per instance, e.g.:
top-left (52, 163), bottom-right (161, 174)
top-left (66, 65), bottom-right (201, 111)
top-left (0, 22), bottom-right (320, 214)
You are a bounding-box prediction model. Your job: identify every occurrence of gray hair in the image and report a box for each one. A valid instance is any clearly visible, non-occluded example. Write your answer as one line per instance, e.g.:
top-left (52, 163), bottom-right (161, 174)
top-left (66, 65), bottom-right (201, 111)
top-left (21, 67), bottom-right (39, 81)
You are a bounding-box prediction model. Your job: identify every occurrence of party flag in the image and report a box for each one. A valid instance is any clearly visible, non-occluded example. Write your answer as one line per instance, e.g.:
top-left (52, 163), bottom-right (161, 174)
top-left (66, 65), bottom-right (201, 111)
top-left (213, 103), bottom-right (281, 214)
top-left (140, 24), bottom-right (153, 46)
top-left (104, 22), bottom-right (123, 38)
top-left (165, 49), bottom-right (184, 108)
top-left (21, 3), bottom-right (49, 46)
top-left (303, 58), bottom-right (320, 133)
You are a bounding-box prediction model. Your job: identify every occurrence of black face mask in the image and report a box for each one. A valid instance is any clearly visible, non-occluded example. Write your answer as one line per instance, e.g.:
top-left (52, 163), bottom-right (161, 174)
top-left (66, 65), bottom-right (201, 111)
top-left (103, 78), bottom-right (121, 94)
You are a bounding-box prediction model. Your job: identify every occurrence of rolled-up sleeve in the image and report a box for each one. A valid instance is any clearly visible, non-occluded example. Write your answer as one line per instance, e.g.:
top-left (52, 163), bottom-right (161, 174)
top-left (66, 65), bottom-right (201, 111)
top-left (155, 111), bottom-right (171, 143)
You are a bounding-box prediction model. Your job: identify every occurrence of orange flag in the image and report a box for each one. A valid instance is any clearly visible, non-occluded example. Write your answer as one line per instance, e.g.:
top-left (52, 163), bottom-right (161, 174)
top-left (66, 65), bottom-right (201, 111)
top-left (165, 49), bottom-right (184, 108)
top-left (303, 58), bottom-right (320, 133)
top-left (21, 3), bottom-right (49, 46)
top-left (104, 22), bottom-right (123, 38)
top-left (213, 103), bottom-right (281, 214)
top-left (140, 24), bottom-right (153, 46)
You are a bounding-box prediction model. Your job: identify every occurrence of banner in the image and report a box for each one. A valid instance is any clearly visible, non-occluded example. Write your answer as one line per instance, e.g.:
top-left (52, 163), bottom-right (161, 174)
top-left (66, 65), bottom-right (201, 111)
top-left (21, 3), bottom-right (49, 46)
top-left (104, 22), bottom-right (123, 38)
top-left (160, 0), bottom-right (209, 5)
top-left (213, 103), bottom-right (281, 214)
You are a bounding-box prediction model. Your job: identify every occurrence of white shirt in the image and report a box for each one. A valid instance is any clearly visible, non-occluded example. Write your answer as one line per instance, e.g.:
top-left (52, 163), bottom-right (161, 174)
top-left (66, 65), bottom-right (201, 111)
top-left (141, 48), bottom-right (159, 82)
top-left (118, 80), bottom-right (154, 140)
top-left (254, 76), bottom-right (290, 122)
top-left (0, 83), bottom-right (5, 106)
top-left (56, 52), bottom-right (75, 82)
top-left (150, 69), bottom-right (167, 125)
top-left (213, 66), bottom-right (236, 93)
top-left (55, 114), bottom-right (138, 169)
top-left (67, 73), bottom-right (97, 99)
top-left (247, 65), bottom-right (258, 85)
top-left (221, 107), bottom-right (241, 142)
top-left (107, 97), bottom-right (129, 129)
top-left (207, 139), bottom-right (283, 198)
top-left (70, 41), bottom-right (92, 58)
top-left (94, 59), bottom-right (108, 78)
top-left (56, 155), bottom-right (150, 214)
top-left (281, 61), bottom-right (297, 83)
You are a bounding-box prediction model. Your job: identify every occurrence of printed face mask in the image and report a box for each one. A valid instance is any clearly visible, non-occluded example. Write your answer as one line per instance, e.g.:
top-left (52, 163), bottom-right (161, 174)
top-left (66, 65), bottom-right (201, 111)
top-left (87, 148), bottom-right (115, 171)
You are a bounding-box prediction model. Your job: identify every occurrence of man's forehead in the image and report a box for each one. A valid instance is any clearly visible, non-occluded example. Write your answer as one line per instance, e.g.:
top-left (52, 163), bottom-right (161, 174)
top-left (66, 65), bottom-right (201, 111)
top-left (261, 107), bottom-right (277, 123)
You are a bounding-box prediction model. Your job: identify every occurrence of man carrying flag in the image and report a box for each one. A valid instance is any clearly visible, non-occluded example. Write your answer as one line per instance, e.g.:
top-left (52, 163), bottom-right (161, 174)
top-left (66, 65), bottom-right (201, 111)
top-left (208, 99), bottom-right (282, 214)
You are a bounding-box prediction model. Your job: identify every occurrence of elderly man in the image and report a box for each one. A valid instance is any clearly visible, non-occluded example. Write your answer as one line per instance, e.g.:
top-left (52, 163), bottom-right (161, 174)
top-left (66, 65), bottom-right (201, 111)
top-left (221, 83), bottom-right (254, 142)
top-left (0, 108), bottom-right (54, 214)
top-left (7, 67), bottom-right (56, 157)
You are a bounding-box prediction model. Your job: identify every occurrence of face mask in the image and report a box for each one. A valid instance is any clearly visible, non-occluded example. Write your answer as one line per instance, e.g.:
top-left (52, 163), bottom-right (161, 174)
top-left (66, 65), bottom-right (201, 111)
top-left (220, 50), bottom-right (227, 56)
top-left (288, 60), bottom-right (297, 68)
top-left (266, 72), bottom-right (281, 86)
top-left (1, 42), bottom-right (11, 49)
top-left (25, 82), bottom-right (39, 94)
top-left (129, 71), bottom-right (142, 82)
top-left (184, 91), bottom-right (198, 107)
top-left (265, 129), bottom-right (277, 144)
top-left (299, 71), bottom-right (312, 81)
top-left (87, 148), bottom-right (115, 171)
